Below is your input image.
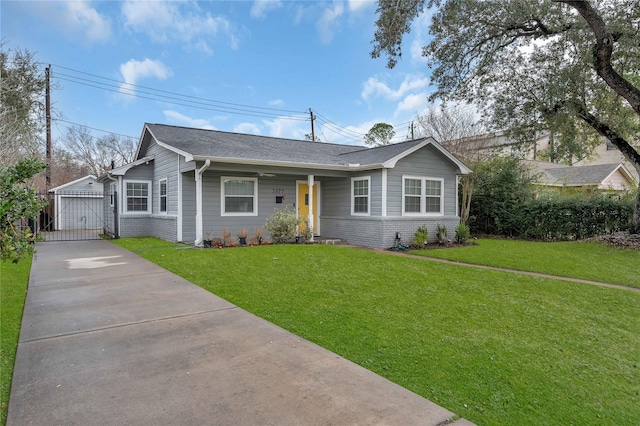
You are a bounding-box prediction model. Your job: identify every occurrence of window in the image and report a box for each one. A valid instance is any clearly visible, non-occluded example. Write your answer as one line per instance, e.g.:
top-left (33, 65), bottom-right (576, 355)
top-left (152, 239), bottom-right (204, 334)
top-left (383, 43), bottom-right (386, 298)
top-left (109, 183), bottom-right (116, 207)
top-left (402, 176), bottom-right (443, 216)
top-left (221, 177), bottom-right (258, 216)
top-left (124, 180), bottom-right (151, 213)
top-left (351, 176), bottom-right (370, 215)
top-left (159, 179), bottom-right (167, 212)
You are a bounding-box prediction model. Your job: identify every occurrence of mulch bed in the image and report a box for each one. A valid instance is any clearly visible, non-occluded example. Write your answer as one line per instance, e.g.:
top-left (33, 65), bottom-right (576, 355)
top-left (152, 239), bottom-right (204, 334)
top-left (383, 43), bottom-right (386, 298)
top-left (592, 231), bottom-right (640, 250)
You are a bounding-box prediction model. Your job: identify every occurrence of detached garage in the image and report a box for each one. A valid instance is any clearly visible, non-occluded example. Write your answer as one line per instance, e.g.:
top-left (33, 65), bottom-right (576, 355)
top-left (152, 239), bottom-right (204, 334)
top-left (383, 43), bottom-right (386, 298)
top-left (49, 175), bottom-right (104, 231)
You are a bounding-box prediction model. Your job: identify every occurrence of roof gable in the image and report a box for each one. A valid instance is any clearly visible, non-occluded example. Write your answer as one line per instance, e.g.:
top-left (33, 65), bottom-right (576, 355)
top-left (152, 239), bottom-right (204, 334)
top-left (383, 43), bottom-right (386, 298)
top-left (49, 175), bottom-right (98, 193)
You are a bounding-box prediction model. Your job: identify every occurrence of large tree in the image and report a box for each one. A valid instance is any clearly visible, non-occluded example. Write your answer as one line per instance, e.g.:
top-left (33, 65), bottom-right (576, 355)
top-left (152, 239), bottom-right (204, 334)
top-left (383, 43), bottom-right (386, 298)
top-left (364, 122), bottom-right (395, 146)
top-left (0, 45), bottom-right (46, 166)
top-left (371, 0), bottom-right (640, 232)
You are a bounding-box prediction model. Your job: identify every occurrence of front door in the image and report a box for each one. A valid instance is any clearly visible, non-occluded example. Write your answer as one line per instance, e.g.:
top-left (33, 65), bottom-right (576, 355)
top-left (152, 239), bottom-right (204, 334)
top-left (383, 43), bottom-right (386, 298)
top-left (297, 182), bottom-right (319, 235)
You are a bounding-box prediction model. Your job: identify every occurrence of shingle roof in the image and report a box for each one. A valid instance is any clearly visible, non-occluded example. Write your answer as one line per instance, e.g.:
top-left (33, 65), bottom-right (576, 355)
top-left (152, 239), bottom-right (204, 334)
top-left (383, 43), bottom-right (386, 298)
top-left (527, 161), bottom-right (631, 186)
top-left (143, 123), bottom-right (470, 173)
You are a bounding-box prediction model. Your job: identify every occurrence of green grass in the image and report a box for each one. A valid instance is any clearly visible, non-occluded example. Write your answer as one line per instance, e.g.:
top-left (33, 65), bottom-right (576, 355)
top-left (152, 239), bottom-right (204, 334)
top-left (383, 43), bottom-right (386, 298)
top-left (409, 239), bottom-right (640, 288)
top-left (113, 238), bottom-right (640, 425)
top-left (0, 256), bottom-right (32, 426)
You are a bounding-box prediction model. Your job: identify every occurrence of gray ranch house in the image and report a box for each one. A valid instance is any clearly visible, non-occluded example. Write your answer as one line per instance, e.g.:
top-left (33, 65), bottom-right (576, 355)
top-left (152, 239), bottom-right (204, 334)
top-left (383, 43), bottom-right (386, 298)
top-left (98, 123), bottom-right (471, 248)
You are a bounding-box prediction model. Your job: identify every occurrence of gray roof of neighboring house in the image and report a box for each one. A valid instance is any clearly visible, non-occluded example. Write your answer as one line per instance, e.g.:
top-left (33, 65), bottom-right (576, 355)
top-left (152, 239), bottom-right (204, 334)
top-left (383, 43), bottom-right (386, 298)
top-left (527, 161), bottom-right (632, 186)
top-left (142, 123), bottom-right (470, 172)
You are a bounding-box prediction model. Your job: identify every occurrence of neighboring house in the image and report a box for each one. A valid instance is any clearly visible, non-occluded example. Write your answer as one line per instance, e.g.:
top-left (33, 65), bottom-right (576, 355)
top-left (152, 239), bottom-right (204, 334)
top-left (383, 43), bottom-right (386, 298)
top-left (48, 175), bottom-right (104, 230)
top-left (458, 131), bottom-right (639, 180)
top-left (98, 123), bottom-right (471, 248)
top-left (525, 161), bottom-right (637, 191)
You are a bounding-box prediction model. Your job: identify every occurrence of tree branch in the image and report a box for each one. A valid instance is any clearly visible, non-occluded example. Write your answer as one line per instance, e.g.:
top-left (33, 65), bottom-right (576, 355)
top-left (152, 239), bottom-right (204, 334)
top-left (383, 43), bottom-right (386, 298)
top-left (555, 0), bottom-right (640, 116)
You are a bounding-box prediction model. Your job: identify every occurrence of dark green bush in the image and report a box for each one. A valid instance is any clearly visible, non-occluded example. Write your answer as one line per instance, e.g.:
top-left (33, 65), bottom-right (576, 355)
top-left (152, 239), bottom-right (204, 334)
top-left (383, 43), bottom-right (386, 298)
top-left (519, 192), bottom-right (634, 240)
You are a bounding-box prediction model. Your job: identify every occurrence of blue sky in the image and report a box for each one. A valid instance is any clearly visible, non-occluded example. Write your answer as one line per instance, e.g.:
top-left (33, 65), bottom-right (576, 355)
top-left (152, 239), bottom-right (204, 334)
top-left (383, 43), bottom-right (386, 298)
top-left (2, 1), bottom-right (436, 146)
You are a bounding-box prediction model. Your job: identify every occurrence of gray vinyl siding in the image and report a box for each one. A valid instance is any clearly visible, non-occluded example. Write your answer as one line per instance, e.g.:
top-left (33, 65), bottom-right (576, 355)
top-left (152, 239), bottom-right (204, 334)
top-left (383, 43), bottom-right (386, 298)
top-left (181, 171), bottom-right (196, 242)
top-left (322, 145), bottom-right (461, 248)
top-left (387, 145), bottom-right (459, 217)
top-left (200, 172), bottom-right (298, 240)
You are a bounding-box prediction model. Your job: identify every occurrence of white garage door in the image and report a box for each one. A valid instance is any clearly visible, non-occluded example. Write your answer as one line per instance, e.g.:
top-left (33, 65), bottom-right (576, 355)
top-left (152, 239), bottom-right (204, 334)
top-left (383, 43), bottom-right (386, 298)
top-left (59, 196), bottom-right (104, 230)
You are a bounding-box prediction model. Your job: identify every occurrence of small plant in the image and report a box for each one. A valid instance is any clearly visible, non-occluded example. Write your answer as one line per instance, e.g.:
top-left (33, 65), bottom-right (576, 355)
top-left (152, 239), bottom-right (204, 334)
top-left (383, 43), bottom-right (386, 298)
top-left (299, 219), bottom-right (313, 243)
top-left (254, 226), bottom-right (264, 245)
top-left (413, 225), bottom-right (429, 247)
top-left (436, 224), bottom-right (448, 244)
top-left (222, 227), bottom-right (237, 247)
top-left (237, 228), bottom-right (248, 245)
top-left (265, 206), bottom-right (299, 244)
top-left (203, 231), bottom-right (214, 248)
top-left (455, 222), bottom-right (470, 244)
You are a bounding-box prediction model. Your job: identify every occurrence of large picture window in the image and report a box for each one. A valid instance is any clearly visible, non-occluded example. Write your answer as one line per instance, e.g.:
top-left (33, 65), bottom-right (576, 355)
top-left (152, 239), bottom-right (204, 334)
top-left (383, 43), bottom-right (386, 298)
top-left (221, 177), bottom-right (258, 216)
top-left (402, 176), bottom-right (443, 216)
top-left (125, 180), bottom-right (151, 213)
top-left (351, 176), bottom-right (370, 215)
top-left (159, 179), bottom-right (167, 212)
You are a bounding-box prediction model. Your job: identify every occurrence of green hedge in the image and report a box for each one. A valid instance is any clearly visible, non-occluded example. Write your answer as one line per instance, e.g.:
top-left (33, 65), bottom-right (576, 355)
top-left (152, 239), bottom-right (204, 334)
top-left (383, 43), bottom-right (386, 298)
top-left (519, 193), bottom-right (634, 240)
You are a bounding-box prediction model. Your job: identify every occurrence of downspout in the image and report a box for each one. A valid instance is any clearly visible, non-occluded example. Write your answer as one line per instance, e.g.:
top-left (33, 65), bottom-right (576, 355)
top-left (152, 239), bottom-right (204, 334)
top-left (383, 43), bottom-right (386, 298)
top-left (105, 173), bottom-right (120, 238)
top-left (194, 160), bottom-right (211, 246)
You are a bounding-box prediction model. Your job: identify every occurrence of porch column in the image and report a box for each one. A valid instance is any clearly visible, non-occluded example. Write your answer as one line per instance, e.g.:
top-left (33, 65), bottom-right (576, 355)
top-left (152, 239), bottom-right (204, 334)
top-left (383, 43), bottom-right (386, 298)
top-left (194, 160), bottom-right (211, 245)
top-left (307, 174), bottom-right (314, 242)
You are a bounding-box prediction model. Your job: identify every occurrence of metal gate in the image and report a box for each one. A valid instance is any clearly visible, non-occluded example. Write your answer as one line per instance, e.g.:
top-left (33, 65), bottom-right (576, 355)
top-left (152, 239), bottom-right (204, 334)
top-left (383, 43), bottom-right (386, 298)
top-left (37, 190), bottom-right (117, 241)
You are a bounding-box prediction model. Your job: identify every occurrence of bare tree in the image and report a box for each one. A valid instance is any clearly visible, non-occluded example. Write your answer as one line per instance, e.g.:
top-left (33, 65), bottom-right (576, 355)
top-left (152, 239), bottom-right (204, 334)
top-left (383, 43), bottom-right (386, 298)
top-left (61, 125), bottom-right (135, 177)
top-left (414, 105), bottom-right (486, 224)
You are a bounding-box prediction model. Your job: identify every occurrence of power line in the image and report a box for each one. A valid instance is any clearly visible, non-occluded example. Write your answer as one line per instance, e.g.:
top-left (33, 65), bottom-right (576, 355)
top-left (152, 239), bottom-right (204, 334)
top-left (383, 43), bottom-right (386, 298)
top-left (47, 63), bottom-right (308, 115)
top-left (53, 118), bottom-right (138, 139)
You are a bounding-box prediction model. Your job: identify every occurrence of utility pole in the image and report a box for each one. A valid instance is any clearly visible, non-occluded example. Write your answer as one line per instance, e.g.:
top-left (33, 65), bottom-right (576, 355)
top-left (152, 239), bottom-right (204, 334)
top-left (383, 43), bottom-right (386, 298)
top-left (45, 65), bottom-right (52, 191)
top-left (411, 121), bottom-right (414, 139)
top-left (309, 108), bottom-right (316, 142)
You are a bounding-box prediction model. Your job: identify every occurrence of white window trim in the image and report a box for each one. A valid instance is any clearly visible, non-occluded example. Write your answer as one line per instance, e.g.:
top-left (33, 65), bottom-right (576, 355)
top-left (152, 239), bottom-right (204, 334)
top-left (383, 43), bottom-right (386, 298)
top-left (351, 176), bottom-right (371, 216)
top-left (123, 179), bottom-right (152, 214)
top-left (402, 175), bottom-right (444, 216)
top-left (220, 176), bottom-right (258, 217)
top-left (159, 178), bottom-right (168, 214)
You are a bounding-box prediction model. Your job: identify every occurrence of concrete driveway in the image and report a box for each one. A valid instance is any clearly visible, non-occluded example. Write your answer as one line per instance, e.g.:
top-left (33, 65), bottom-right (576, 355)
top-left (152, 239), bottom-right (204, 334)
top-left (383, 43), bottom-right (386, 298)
top-left (7, 240), bottom-right (474, 425)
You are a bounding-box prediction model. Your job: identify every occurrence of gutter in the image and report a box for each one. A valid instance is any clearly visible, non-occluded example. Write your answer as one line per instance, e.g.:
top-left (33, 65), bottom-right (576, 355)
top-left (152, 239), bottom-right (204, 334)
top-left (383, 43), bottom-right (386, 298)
top-left (194, 160), bottom-right (211, 246)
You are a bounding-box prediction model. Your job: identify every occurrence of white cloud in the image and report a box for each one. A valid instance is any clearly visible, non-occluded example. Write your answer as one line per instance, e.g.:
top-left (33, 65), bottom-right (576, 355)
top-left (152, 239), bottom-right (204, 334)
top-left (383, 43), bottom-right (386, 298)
top-left (121, 1), bottom-right (239, 53)
top-left (268, 99), bottom-right (285, 107)
top-left (262, 117), bottom-right (308, 139)
top-left (361, 75), bottom-right (430, 102)
top-left (251, 0), bottom-right (283, 19)
top-left (163, 110), bottom-right (216, 130)
top-left (347, 0), bottom-right (375, 12)
top-left (234, 122), bottom-right (262, 135)
top-left (317, 1), bottom-right (344, 44)
top-left (409, 11), bottom-right (433, 63)
top-left (119, 59), bottom-right (172, 94)
top-left (395, 92), bottom-right (430, 114)
top-left (40, 1), bottom-right (111, 43)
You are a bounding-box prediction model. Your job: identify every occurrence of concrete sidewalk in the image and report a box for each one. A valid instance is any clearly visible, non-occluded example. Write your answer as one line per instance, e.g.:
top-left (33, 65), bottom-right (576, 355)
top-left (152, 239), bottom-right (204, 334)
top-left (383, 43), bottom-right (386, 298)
top-left (8, 240), bottom-right (474, 425)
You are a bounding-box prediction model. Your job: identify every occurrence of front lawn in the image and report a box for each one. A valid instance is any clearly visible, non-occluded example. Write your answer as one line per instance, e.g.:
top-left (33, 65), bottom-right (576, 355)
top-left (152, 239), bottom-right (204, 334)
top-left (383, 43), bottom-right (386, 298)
top-left (0, 256), bottom-right (32, 426)
top-left (114, 238), bottom-right (640, 426)
top-left (409, 238), bottom-right (640, 288)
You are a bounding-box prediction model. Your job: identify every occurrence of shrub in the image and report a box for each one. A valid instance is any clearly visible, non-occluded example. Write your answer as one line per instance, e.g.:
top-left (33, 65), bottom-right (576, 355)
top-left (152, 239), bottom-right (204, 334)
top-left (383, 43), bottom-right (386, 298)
top-left (436, 224), bottom-right (448, 242)
top-left (265, 206), bottom-right (300, 244)
top-left (413, 225), bottom-right (429, 246)
top-left (469, 156), bottom-right (536, 236)
top-left (455, 222), bottom-right (470, 243)
top-left (519, 191), bottom-right (633, 240)
top-left (299, 219), bottom-right (313, 243)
